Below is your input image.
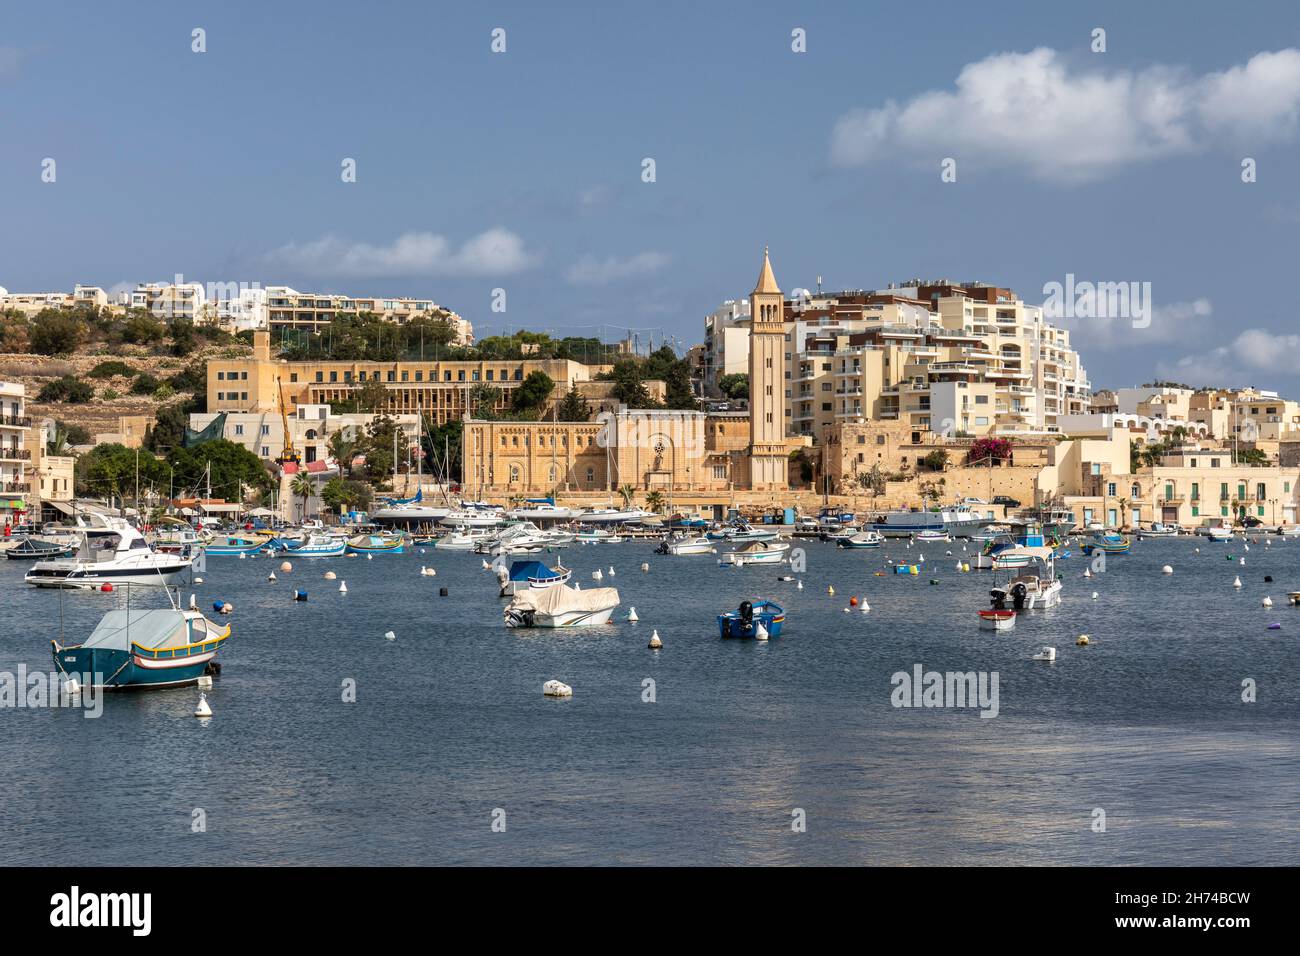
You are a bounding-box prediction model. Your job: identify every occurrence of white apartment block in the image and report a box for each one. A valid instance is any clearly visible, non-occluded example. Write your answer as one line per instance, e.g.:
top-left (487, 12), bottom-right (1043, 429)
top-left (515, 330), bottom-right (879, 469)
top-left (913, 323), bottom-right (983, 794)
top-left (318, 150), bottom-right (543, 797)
top-left (713, 280), bottom-right (1092, 443)
top-left (265, 286), bottom-right (473, 343)
top-left (700, 299), bottom-right (751, 396)
top-left (1, 381), bottom-right (33, 518)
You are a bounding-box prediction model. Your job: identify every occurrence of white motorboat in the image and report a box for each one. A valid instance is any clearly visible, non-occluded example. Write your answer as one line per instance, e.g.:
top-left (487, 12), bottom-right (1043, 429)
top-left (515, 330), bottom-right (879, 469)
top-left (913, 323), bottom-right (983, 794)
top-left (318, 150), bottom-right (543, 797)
top-left (1206, 526), bottom-right (1234, 543)
top-left (505, 500), bottom-right (578, 522)
top-left (435, 527), bottom-right (495, 550)
top-left (1138, 522), bottom-right (1181, 538)
top-left (871, 504), bottom-right (989, 538)
top-left (577, 507), bottom-right (653, 524)
top-left (915, 529), bottom-right (951, 543)
top-left (837, 530), bottom-right (882, 549)
top-left (990, 546), bottom-right (1062, 610)
top-left (496, 559), bottom-right (572, 596)
top-left (503, 583), bottom-right (620, 627)
top-left (26, 517), bottom-right (193, 589)
top-left (707, 522), bottom-right (782, 543)
top-left (655, 533), bottom-right (713, 555)
top-left (718, 541), bottom-right (791, 567)
top-left (440, 507), bottom-right (506, 528)
top-left (286, 533), bottom-right (347, 557)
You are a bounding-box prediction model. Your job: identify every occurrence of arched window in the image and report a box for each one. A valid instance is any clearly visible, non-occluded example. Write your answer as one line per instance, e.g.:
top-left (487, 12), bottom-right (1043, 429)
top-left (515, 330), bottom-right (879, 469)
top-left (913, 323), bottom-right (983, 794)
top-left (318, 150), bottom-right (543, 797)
top-left (1131, 482), bottom-right (1140, 498)
top-left (549, 464), bottom-right (558, 482)
top-left (509, 465), bottom-right (520, 483)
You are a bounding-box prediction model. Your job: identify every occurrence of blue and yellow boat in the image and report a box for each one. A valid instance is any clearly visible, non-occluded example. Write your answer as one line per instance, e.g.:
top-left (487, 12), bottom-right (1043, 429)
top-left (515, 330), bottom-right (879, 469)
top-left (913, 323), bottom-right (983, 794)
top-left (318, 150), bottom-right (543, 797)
top-left (52, 607), bottom-right (230, 690)
top-left (717, 599), bottom-right (786, 639)
top-left (1081, 530), bottom-right (1130, 555)
top-left (205, 533), bottom-right (271, 556)
top-left (345, 532), bottom-right (406, 555)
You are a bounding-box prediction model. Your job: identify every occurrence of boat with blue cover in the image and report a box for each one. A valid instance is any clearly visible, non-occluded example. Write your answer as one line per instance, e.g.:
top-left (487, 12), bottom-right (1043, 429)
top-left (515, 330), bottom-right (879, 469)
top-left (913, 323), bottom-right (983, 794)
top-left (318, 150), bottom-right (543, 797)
top-left (497, 559), bottom-right (572, 596)
top-left (52, 606), bottom-right (230, 690)
top-left (285, 533), bottom-right (347, 557)
top-left (717, 599), bottom-right (786, 639)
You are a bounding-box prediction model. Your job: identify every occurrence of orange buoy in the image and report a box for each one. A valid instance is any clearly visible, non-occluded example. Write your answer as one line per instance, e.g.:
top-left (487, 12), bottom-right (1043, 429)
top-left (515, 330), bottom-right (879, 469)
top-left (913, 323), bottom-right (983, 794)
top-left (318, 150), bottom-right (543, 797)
top-left (849, 596), bottom-right (859, 607)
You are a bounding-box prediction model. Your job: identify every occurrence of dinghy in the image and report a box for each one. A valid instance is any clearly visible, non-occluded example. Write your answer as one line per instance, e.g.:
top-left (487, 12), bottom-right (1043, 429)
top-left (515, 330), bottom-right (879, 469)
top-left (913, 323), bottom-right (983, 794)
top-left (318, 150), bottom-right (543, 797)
top-left (977, 609), bottom-right (1017, 631)
top-left (717, 599), bottom-right (786, 639)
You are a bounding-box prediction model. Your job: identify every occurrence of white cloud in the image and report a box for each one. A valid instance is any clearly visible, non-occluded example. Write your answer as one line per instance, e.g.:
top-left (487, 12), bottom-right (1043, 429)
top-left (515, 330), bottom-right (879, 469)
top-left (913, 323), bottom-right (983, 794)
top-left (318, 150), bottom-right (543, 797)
top-left (1065, 297), bottom-right (1213, 350)
top-left (831, 47), bottom-right (1300, 182)
top-left (1156, 327), bottom-right (1300, 386)
top-left (564, 251), bottom-right (670, 286)
top-left (264, 229), bottom-right (539, 279)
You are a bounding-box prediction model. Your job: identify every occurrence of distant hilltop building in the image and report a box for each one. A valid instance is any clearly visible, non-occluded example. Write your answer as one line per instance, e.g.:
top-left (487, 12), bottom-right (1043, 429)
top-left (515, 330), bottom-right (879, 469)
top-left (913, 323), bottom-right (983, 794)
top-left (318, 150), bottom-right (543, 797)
top-left (0, 280), bottom-right (472, 343)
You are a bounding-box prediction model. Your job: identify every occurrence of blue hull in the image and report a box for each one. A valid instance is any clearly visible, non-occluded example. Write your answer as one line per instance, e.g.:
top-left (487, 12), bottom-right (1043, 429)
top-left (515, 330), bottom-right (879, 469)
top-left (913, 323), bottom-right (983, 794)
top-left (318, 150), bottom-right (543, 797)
top-left (52, 647), bottom-right (214, 689)
top-left (717, 601), bottom-right (786, 639)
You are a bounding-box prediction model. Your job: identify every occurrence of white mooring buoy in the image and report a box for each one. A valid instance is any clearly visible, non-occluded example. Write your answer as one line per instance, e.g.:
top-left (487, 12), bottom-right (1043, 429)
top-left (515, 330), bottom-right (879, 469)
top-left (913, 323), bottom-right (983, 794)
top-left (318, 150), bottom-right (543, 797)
top-left (385, 630), bottom-right (396, 641)
top-left (194, 693), bottom-right (213, 718)
top-left (543, 680), bottom-right (572, 697)
top-left (339, 581), bottom-right (348, 593)
top-left (648, 630), bottom-right (662, 649)
top-left (627, 607), bottom-right (639, 622)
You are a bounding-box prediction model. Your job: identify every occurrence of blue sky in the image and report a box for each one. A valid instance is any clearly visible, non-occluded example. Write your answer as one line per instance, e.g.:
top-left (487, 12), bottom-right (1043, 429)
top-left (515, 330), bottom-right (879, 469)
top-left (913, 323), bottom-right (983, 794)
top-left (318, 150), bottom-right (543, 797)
top-left (4, 0), bottom-right (1300, 391)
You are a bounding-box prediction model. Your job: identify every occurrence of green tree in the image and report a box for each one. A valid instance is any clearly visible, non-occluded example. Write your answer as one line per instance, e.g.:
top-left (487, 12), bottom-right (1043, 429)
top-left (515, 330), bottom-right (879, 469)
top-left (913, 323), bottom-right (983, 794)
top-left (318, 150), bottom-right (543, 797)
top-left (644, 345), bottom-right (697, 410)
top-left (717, 374), bottom-right (749, 401)
top-left (37, 375), bottom-right (94, 403)
top-left (469, 384), bottom-right (502, 420)
top-left (29, 310), bottom-right (85, 355)
top-left (511, 370), bottom-right (554, 416)
top-left (320, 477), bottom-right (372, 515)
top-left (121, 311), bottom-right (166, 346)
top-left (608, 359), bottom-right (651, 408)
top-left (166, 439), bottom-right (272, 503)
top-left (556, 380), bottom-right (592, 421)
top-left (327, 429), bottom-right (358, 477)
top-left (644, 489), bottom-right (665, 513)
top-left (290, 471), bottom-right (315, 519)
top-left (168, 318), bottom-right (197, 356)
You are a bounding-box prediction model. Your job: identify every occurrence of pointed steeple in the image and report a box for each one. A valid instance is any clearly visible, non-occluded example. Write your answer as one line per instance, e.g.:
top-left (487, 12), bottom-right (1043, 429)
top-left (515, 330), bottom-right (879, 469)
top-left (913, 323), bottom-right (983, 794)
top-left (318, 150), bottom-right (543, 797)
top-left (753, 246), bottom-right (781, 295)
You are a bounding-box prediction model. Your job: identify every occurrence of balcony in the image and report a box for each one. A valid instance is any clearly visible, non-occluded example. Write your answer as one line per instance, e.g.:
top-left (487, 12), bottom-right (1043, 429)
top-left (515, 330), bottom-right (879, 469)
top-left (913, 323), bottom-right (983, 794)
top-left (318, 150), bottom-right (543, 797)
top-left (1, 482), bottom-right (27, 494)
top-left (0, 415), bottom-right (32, 428)
top-left (0, 448), bottom-right (31, 461)
top-left (835, 386), bottom-right (863, 397)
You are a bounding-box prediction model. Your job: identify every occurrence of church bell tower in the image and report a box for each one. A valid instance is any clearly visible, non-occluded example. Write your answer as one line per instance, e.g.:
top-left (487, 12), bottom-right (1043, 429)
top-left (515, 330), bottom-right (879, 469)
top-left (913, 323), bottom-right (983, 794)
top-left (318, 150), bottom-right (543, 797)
top-left (747, 247), bottom-right (788, 490)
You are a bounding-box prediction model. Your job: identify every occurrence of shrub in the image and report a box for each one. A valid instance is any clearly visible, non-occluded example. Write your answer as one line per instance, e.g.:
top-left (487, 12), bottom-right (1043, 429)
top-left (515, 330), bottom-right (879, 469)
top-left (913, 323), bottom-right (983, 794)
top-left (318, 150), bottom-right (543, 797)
top-left (131, 372), bottom-right (161, 395)
top-left (154, 383), bottom-right (175, 400)
top-left (101, 388), bottom-right (120, 400)
top-left (29, 312), bottom-right (85, 355)
top-left (89, 360), bottom-right (136, 379)
top-left (37, 375), bottom-right (94, 403)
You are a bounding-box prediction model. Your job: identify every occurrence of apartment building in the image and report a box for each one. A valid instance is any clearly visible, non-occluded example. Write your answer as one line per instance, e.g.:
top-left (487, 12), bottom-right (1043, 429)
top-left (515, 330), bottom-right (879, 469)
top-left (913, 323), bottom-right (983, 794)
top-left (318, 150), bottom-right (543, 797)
top-left (699, 299), bottom-right (751, 396)
top-left (717, 278), bottom-right (1091, 446)
top-left (208, 332), bottom-right (618, 426)
top-left (265, 286), bottom-right (472, 343)
top-left (1, 381), bottom-right (33, 522)
top-left (0, 284), bottom-right (112, 316)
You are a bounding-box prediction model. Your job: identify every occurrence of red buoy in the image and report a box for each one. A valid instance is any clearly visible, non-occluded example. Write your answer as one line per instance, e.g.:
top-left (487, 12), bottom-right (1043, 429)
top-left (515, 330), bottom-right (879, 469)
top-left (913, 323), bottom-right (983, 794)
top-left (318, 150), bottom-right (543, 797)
top-left (849, 595), bottom-right (858, 607)
top-left (101, 583), bottom-right (113, 592)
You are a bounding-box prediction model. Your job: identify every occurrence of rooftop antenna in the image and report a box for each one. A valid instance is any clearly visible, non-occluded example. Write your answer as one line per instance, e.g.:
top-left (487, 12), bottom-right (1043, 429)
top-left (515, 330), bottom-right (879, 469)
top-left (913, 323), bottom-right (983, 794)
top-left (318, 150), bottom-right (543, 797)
top-left (817, 275), bottom-right (823, 295)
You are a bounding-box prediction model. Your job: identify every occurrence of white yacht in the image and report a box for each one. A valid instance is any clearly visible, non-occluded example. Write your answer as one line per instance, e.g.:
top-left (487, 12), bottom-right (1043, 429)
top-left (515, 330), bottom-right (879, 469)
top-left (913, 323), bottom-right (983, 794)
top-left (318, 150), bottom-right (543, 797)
top-left (871, 504), bottom-right (989, 538)
top-left (439, 506), bottom-right (506, 528)
top-left (577, 507), bottom-right (654, 524)
top-left (26, 516), bottom-right (193, 589)
top-left (505, 500), bottom-right (578, 522)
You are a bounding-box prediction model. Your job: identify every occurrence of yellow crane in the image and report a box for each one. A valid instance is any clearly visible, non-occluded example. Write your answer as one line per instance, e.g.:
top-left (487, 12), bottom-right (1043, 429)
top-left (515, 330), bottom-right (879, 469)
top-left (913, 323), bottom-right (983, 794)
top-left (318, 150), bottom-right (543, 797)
top-left (275, 375), bottom-right (301, 466)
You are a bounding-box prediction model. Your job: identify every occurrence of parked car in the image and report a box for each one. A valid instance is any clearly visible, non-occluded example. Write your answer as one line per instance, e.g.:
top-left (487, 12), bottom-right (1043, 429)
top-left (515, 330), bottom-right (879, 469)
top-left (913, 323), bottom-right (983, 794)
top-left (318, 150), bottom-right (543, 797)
top-left (959, 497), bottom-right (988, 505)
top-left (1241, 515), bottom-right (1264, 528)
top-left (991, 496), bottom-right (1021, 507)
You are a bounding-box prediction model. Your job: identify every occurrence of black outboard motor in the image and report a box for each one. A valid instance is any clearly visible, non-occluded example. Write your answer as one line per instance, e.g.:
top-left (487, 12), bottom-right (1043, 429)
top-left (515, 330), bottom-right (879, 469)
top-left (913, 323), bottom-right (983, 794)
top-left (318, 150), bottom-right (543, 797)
top-left (1010, 582), bottom-right (1028, 611)
top-left (738, 600), bottom-right (754, 635)
top-left (989, 588), bottom-right (1007, 611)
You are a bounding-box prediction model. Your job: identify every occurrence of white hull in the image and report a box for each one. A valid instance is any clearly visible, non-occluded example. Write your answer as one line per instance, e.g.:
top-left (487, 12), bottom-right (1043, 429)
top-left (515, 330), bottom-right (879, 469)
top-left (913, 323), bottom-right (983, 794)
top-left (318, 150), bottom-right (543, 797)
top-left (536, 606), bottom-right (617, 627)
top-left (371, 506), bottom-right (452, 524)
top-left (665, 539), bottom-right (713, 555)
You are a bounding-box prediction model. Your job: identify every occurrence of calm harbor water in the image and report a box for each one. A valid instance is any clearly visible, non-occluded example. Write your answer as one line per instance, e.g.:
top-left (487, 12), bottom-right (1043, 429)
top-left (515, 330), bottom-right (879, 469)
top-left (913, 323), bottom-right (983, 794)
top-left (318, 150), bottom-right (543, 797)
top-left (1, 533), bottom-right (1297, 865)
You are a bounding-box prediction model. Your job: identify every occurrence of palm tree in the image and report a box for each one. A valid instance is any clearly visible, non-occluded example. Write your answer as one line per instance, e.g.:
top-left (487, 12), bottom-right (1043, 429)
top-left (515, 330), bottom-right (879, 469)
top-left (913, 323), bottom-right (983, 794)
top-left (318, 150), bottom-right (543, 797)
top-left (645, 489), bottom-right (665, 513)
top-left (327, 430), bottom-right (356, 477)
top-left (290, 471), bottom-right (315, 521)
top-left (1116, 497), bottom-right (1131, 531)
top-left (618, 483), bottom-right (636, 508)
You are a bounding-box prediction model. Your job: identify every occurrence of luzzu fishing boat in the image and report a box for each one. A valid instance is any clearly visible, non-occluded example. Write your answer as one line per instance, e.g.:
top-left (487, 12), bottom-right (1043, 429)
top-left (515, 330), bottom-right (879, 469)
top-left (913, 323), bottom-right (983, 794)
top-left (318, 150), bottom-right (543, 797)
top-left (205, 533), bottom-right (272, 556)
top-left (286, 533), bottom-right (346, 557)
top-left (52, 606), bottom-right (230, 690)
top-left (1080, 530), bottom-right (1130, 555)
top-left (717, 599), bottom-right (786, 639)
top-left (345, 532), bottom-right (406, 555)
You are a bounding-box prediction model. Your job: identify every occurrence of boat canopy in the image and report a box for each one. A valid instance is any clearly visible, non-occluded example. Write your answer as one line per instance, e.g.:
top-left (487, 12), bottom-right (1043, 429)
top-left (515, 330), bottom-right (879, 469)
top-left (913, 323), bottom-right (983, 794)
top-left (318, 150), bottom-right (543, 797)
top-left (381, 489), bottom-right (423, 506)
top-left (507, 560), bottom-right (565, 582)
top-left (507, 583), bottom-right (619, 615)
top-left (992, 545), bottom-right (1055, 569)
top-left (79, 609), bottom-right (193, 652)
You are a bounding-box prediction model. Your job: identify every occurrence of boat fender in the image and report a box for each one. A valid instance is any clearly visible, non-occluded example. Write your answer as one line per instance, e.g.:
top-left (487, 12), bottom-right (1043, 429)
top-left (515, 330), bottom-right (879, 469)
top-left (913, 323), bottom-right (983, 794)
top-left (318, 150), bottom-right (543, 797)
top-left (293, 590), bottom-right (307, 602)
top-left (280, 561), bottom-right (292, 572)
top-left (101, 583), bottom-right (113, 593)
top-left (1265, 575), bottom-right (1274, 583)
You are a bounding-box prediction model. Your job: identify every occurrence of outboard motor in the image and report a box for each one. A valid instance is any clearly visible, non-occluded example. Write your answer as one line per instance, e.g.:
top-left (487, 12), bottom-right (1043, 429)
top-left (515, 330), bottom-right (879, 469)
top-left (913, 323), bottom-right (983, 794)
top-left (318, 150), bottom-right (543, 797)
top-left (738, 600), bottom-right (754, 635)
top-left (989, 588), bottom-right (1008, 611)
top-left (1010, 582), bottom-right (1028, 611)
